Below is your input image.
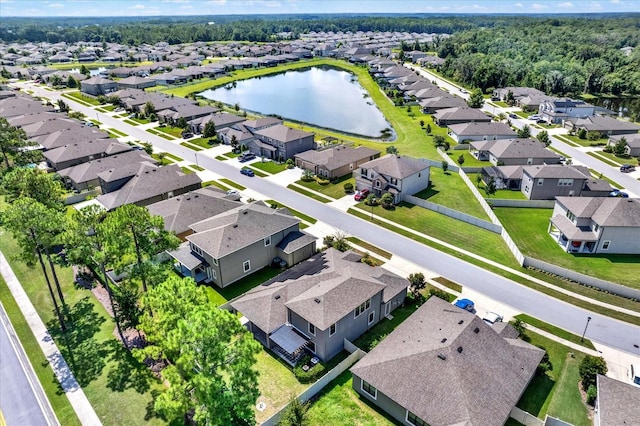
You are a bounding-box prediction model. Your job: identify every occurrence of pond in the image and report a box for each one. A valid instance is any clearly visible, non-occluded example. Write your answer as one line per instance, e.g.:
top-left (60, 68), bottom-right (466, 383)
top-left (198, 66), bottom-right (392, 139)
top-left (591, 96), bottom-right (640, 121)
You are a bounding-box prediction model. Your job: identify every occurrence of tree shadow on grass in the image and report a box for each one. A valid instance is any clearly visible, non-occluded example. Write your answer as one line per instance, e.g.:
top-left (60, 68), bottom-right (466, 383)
top-left (414, 184), bottom-right (439, 200)
top-left (106, 344), bottom-right (158, 393)
top-left (47, 296), bottom-right (110, 388)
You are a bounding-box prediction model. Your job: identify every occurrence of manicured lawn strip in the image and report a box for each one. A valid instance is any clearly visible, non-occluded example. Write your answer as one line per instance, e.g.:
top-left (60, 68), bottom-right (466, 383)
top-left (180, 167), bottom-right (194, 174)
top-left (224, 151), bottom-right (240, 159)
top-left (553, 135), bottom-right (580, 147)
top-left (590, 150), bottom-right (633, 166)
top-left (305, 370), bottom-right (396, 426)
top-left (0, 276), bottom-right (81, 426)
top-left (446, 150), bottom-right (486, 167)
top-left (353, 202), bottom-right (517, 268)
top-left (155, 125), bottom-right (184, 138)
top-left (295, 175), bottom-right (355, 200)
top-left (61, 92), bottom-right (93, 107)
top-left (588, 168), bottom-right (623, 189)
top-left (204, 267), bottom-right (281, 306)
top-left (202, 180), bottom-right (229, 190)
top-left (516, 331), bottom-right (590, 425)
top-left (346, 237), bottom-right (392, 259)
top-left (246, 167), bottom-right (268, 177)
top-left (219, 178), bottom-right (246, 191)
top-left (563, 135), bottom-right (608, 148)
top-left (587, 151), bottom-right (619, 167)
top-left (286, 184), bottom-right (333, 203)
top-left (100, 104), bottom-right (116, 112)
top-left (150, 153), bottom-right (174, 165)
top-left (266, 200), bottom-right (318, 224)
top-left (63, 91), bottom-right (100, 106)
top-left (186, 137), bottom-right (218, 150)
top-left (107, 128), bottom-right (127, 137)
top-left (190, 165), bottom-right (205, 171)
top-left (249, 160), bottom-right (287, 174)
top-left (432, 276), bottom-right (463, 293)
top-left (413, 168), bottom-right (490, 220)
top-left (130, 117), bottom-right (151, 125)
top-left (467, 174), bottom-right (527, 200)
top-left (494, 207), bottom-right (640, 288)
top-left (146, 129), bottom-right (174, 140)
top-left (0, 235), bottom-right (166, 426)
top-left (515, 314), bottom-right (595, 350)
top-left (123, 119), bottom-right (139, 126)
top-left (253, 350), bottom-right (308, 424)
top-left (162, 152), bottom-right (182, 162)
top-left (215, 155), bottom-right (228, 161)
top-left (347, 208), bottom-right (640, 325)
top-left (179, 142), bottom-right (203, 151)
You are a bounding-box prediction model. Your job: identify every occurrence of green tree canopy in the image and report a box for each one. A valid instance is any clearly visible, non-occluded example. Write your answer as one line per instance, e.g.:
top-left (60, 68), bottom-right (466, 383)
top-left (0, 117), bottom-right (41, 169)
top-left (466, 88), bottom-right (484, 108)
top-left (1, 167), bottom-right (64, 210)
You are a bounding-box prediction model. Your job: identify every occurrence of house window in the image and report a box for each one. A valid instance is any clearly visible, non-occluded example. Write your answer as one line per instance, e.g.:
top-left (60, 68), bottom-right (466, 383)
top-left (406, 411), bottom-right (427, 426)
top-left (329, 323), bottom-right (336, 336)
top-left (243, 260), bottom-right (251, 273)
top-left (308, 323), bottom-right (315, 336)
top-left (264, 236), bottom-right (271, 247)
top-left (602, 240), bottom-right (610, 250)
top-left (375, 181), bottom-right (381, 188)
top-left (191, 243), bottom-right (203, 256)
top-left (566, 211), bottom-right (576, 222)
top-left (307, 341), bottom-right (316, 353)
top-left (593, 223), bottom-right (599, 232)
top-left (368, 311), bottom-right (375, 325)
top-left (355, 299), bottom-right (371, 318)
top-left (537, 178), bottom-right (544, 186)
top-left (558, 179), bottom-right (573, 186)
top-left (361, 380), bottom-right (377, 399)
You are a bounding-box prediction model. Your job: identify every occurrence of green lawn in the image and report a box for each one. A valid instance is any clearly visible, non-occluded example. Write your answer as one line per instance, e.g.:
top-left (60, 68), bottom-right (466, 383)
top-left (108, 128), bottom-right (127, 137)
top-left (123, 119), bottom-right (139, 126)
top-left (494, 207), bottom-right (640, 288)
top-left (563, 135), bottom-right (609, 148)
top-left (180, 166), bottom-right (194, 174)
top-left (129, 117), bottom-right (152, 125)
top-left (346, 237), bottom-right (392, 260)
top-left (250, 160), bottom-right (287, 174)
top-left (150, 153), bottom-right (174, 165)
top-left (515, 314), bottom-right (595, 350)
top-left (294, 175), bottom-right (355, 200)
top-left (306, 370), bottom-right (397, 426)
top-left (432, 276), bottom-right (463, 293)
top-left (0, 235), bottom-right (167, 426)
top-left (191, 165), bottom-right (205, 171)
top-left (202, 180), bottom-right (229, 191)
top-left (265, 200), bottom-right (318, 224)
top-left (587, 152), bottom-right (619, 167)
top-left (186, 137), bottom-right (218, 150)
top-left (445, 150), bottom-right (486, 167)
top-left (467, 174), bottom-right (527, 200)
top-left (155, 125), bottom-right (184, 138)
top-left (62, 91), bottom-right (99, 106)
top-left (591, 150), bottom-right (634, 166)
top-left (179, 141), bottom-right (203, 151)
top-left (516, 331), bottom-right (590, 426)
top-left (220, 178), bottom-right (246, 191)
top-left (286, 184), bottom-right (333, 203)
top-left (203, 267), bottom-right (281, 306)
top-left (413, 167), bottom-right (490, 220)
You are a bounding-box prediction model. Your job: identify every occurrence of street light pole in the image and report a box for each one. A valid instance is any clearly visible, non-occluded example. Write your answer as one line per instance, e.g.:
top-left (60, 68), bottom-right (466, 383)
top-left (581, 316), bottom-right (592, 342)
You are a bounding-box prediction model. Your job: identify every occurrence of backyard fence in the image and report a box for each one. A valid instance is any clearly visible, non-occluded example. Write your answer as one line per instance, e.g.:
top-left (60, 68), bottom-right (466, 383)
top-left (260, 345), bottom-right (366, 426)
top-left (64, 189), bottom-right (101, 205)
top-left (510, 407), bottom-right (544, 426)
top-left (488, 199), bottom-right (555, 208)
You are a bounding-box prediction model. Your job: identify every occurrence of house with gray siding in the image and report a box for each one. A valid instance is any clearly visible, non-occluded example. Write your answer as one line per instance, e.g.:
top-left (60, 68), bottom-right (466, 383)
top-left (295, 145), bottom-right (380, 180)
top-left (470, 138), bottom-right (562, 166)
top-left (447, 121), bottom-right (516, 143)
top-left (565, 115), bottom-right (640, 137)
top-left (169, 201), bottom-right (316, 288)
top-left (549, 197), bottom-right (640, 254)
top-left (520, 164), bottom-right (603, 200)
top-left (539, 98), bottom-right (595, 124)
top-left (251, 124), bottom-right (316, 160)
top-left (80, 76), bottom-right (117, 96)
top-left (351, 296), bottom-right (543, 426)
top-left (433, 107), bottom-right (492, 126)
top-left (608, 134), bottom-right (640, 157)
top-left (230, 248), bottom-right (408, 365)
top-left (354, 155), bottom-right (430, 204)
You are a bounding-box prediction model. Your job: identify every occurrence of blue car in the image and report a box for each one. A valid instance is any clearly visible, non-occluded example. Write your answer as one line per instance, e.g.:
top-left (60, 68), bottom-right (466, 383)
top-left (240, 168), bottom-right (254, 177)
top-left (454, 298), bottom-right (475, 312)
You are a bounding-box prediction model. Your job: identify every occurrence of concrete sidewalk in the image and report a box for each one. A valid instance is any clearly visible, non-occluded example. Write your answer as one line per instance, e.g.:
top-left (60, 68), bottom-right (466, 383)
top-left (0, 252), bottom-right (102, 426)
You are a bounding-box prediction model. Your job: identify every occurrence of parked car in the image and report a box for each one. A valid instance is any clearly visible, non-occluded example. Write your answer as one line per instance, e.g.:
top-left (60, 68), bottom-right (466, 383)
top-left (354, 189), bottom-right (370, 201)
top-left (490, 96), bottom-right (500, 101)
top-left (240, 168), bottom-right (254, 177)
top-left (609, 189), bottom-right (629, 198)
top-left (527, 114), bottom-right (540, 120)
top-left (182, 132), bottom-right (193, 139)
top-left (226, 189), bottom-right (240, 196)
top-left (460, 88), bottom-right (468, 94)
top-left (453, 298), bottom-right (475, 312)
top-left (620, 164), bottom-right (636, 173)
top-left (238, 152), bottom-right (256, 163)
top-left (508, 113), bottom-right (518, 119)
top-left (482, 312), bottom-right (503, 326)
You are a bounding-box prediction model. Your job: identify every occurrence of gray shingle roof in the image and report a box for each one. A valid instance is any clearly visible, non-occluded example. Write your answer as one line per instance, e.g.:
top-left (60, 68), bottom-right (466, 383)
top-left (43, 139), bottom-right (131, 164)
top-left (57, 150), bottom-right (156, 186)
top-left (231, 248), bottom-right (408, 333)
top-left (471, 138), bottom-right (561, 161)
top-left (557, 196), bottom-right (640, 227)
top-left (522, 164), bottom-right (590, 179)
top-left (433, 107), bottom-right (492, 122)
top-left (255, 124), bottom-right (314, 143)
top-left (448, 122), bottom-right (517, 137)
top-left (596, 375), bottom-right (640, 425)
top-left (294, 145), bottom-right (380, 171)
top-left (350, 296), bottom-right (544, 426)
top-left (569, 115), bottom-right (640, 132)
top-left (36, 127), bottom-right (110, 150)
top-left (358, 154), bottom-right (429, 180)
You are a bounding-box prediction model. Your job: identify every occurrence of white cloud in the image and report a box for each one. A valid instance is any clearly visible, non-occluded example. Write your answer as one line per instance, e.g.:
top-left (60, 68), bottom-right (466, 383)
top-left (590, 1), bottom-right (603, 9)
top-left (531, 3), bottom-right (548, 10)
top-left (47, 2), bottom-right (64, 8)
top-left (471, 4), bottom-right (488, 10)
top-left (610, 0), bottom-right (621, 3)
top-left (206, 0), bottom-right (227, 5)
top-left (514, 2), bottom-right (524, 7)
top-left (558, 2), bottom-right (573, 8)
top-left (131, 4), bottom-right (145, 9)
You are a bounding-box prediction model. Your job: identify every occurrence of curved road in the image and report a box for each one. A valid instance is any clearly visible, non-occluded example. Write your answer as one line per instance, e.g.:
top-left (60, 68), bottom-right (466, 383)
top-left (25, 83), bottom-right (640, 355)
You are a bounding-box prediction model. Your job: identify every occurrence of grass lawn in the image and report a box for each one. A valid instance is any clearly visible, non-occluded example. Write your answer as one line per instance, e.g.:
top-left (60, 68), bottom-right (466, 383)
top-left (108, 128), bottom-right (127, 137)
top-left (0, 235), bottom-right (167, 426)
top-left (147, 130), bottom-right (174, 140)
top-left (179, 141), bottom-right (203, 151)
top-left (123, 119), bottom-right (140, 126)
top-left (63, 91), bottom-right (99, 106)
top-left (591, 150), bottom-right (634, 167)
top-left (151, 153), bottom-right (174, 165)
top-left (353, 300), bottom-right (422, 352)
top-left (215, 155), bottom-right (229, 161)
top-left (446, 150), bottom-right (486, 167)
top-left (129, 117), bottom-right (152, 125)
top-left (155, 125), bottom-right (184, 138)
top-left (266, 200), bottom-right (318, 224)
top-left (515, 314), bottom-right (595, 350)
top-left (186, 137), bottom-right (218, 150)
top-left (220, 178), bottom-right (246, 191)
top-left (250, 160), bottom-right (287, 174)
top-left (494, 207), bottom-right (640, 288)
top-left (467, 174), bottom-right (527, 200)
top-left (191, 165), bottom-right (205, 171)
top-left (563, 135), bottom-right (609, 148)
top-left (253, 350), bottom-right (308, 424)
top-left (294, 175), bottom-right (354, 200)
top-left (413, 168), bottom-right (490, 220)
top-left (202, 180), bottom-right (229, 191)
top-left (587, 152), bottom-right (619, 167)
top-left (203, 266), bottom-right (282, 306)
top-left (180, 166), bottom-right (194, 174)
top-left (432, 276), bottom-right (463, 293)
top-left (346, 237), bottom-right (392, 259)
top-left (516, 330), bottom-right (590, 426)
top-left (286, 184), bottom-right (333, 203)
top-left (306, 370), bottom-right (397, 426)
top-left (350, 202), bottom-right (519, 268)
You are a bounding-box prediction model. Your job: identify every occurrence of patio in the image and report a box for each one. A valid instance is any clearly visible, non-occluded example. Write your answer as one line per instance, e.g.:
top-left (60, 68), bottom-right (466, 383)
top-left (548, 215), bottom-right (598, 254)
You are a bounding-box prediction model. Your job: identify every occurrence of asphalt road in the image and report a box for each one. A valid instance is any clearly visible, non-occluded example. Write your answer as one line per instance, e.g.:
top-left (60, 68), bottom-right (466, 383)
top-left (0, 302), bottom-right (56, 426)
top-left (25, 83), bottom-right (640, 354)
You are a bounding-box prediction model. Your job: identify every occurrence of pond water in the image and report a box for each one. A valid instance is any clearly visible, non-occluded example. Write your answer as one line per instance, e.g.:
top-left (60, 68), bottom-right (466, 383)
top-left (69, 67), bottom-right (106, 76)
top-left (591, 96), bottom-right (640, 121)
top-left (198, 66), bottom-right (392, 138)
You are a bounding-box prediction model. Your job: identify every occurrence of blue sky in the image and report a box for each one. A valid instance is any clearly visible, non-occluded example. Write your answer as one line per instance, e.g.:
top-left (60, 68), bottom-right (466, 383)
top-left (1, 0), bottom-right (637, 17)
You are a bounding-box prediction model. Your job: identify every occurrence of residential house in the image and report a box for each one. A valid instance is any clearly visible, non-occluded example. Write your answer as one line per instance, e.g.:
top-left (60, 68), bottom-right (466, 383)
top-left (96, 163), bottom-right (202, 211)
top-left (0, 96), bottom-right (55, 118)
top-left (493, 86), bottom-right (546, 103)
top-left (480, 165), bottom-right (524, 190)
top-left (116, 76), bottom-right (156, 90)
top-left (419, 94), bottom-right (467, 114)
top-left (565, 115), bottom-right (640, 137)
top-left (230, 248), bottom-right (408, 365)
top-left (35, 126), bottom-right (110, 150)
top-left (548, 197), bottom-right (640, 254)
top-left (43, 139), bottom-right (132, 171)
top-left (354, 155), bottom-right (430, 204)
top-left (294, 145), bottom-right (380, 179)
top-left (350, 296), bottom-right (544, 426)
top-left (146, 186), bottom-right (243, 240)
top-left (608, 133), bottom-right (640, 157)
top-left (157, 104), bottom-right (219, 126)
top-left (416, 55), bottom-right (445, 67)
top-left (521, 165), bottom-right (605, 200)
top-left (595, 375), bottom-right (640, 426)
top-left (433, 107), bottom-right (492, 126)
top-left (251, 124), bottom-right (315, 161)
top-left (57, 150), bottom-right (157, 191)
top-left (188, 112), bottom-right (247, 135)
top-left (447, 122), bottom-right (517, 143)
top-left (539, 98), bottom-right (595, 124)
top-left (169, 201), bottom-right (316, 287)
top-left (470, 138), bottom-right (562, 166)
top-left (80, 76), bottom-right (118, 96)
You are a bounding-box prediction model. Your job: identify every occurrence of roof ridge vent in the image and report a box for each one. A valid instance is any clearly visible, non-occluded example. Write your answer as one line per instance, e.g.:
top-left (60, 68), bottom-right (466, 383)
top-left (314, 298), bottom-right (321, 303)
top-left (474, 327), bottom-right (480, 334)
top-left (458, 320), bottom-right (464, 325)
top-left (440, 338), bottom-right (447, 343)
top-left (457, 346), bottom-right (463, 353)
top-left (437, 354), bottom-right (446, 361)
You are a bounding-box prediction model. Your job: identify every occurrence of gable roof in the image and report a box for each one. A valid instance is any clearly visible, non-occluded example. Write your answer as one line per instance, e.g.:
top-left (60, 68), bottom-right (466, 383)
top-left (255, 124), bottom-right (314, 143)
top-left (230, 248), bottom-right (408, 333)
top-left (556, 197), bottom-right (640, 227)
top-left (294, 145), bottom-right (380, 171)
top-left (569, 115), bottom-right (640, 133)
top-left (522, 164), bottom-right (590, 180)
top-left (43, 139), bottom-right (131, 165)
top-left (433, 107), bottom-right (492, 122)
top-left (350, 296), bottom-right (544, 426)
top-left (471, 138), bottom-right (561, 160)
top-left (57, 150), bottom-right (156, 185)
top-left (36, 126), bottom-right (111, 150)
top-left (358, 154), bottom-right (429, 179)
top-left (596, 375), bottom-right (640, 425)
top-left (448, 122), bottom-right (517, 137)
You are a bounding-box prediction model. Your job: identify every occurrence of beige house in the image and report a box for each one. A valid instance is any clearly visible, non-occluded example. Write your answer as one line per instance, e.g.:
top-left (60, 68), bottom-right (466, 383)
top-left (294, 145), bottom-right (380, 180)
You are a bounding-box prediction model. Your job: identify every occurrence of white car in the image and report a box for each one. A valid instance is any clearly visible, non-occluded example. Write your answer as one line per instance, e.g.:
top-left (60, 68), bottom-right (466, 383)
top-left (226, 189), bottom-right (240, 196)
top-left (482, 312), bottom-right (503, 326)
top-left (527, 114), bottom-right (540, 120)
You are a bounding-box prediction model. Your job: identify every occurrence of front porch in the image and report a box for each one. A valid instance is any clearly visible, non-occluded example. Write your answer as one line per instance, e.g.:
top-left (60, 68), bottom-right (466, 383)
top-left (548, 215), bottom-right (598, 254)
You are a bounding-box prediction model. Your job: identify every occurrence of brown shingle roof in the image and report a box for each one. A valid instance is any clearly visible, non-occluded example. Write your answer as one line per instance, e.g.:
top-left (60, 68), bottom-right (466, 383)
top-left (358, 154), bottom-right (429, 179)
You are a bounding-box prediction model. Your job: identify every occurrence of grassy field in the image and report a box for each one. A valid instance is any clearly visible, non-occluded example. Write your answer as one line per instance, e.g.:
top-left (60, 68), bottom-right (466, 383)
top-left (306, 370), bottom-right (397, 426)
top-left (0, 235), bottom-right (167, 426)
top-left (185, 137), bottom-right (218, 150)
top-left (467, 173), bottom-right (527, 200)
top-left (445, 149), bottom-right (486, 167)
top-left (294, 175), bottom-right (354, 200)
top-left (515, 314), bottom-right (595, 350)
top-left (155, 125), bottom-right (184, 139)
top-left (516, 331), bottom-right (590, 426)
top-left (563, 135), bottom-right (609, 148)
top-left (179, 141), bottom-right (203, 151)
top-left (494, 207), bottom-right (640, 288)
top-left (413, 167), bottom-right (490, 219)
top-left (591, 150), bottom-right (635, 167)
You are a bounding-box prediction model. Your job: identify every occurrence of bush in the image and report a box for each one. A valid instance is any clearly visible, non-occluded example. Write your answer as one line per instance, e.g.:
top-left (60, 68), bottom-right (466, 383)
top-left (587, 130), bottom-right (602, 141)
top-left (586, 385), bottom-right (597, 406)
top-left (300, 170), bottom-right (314, 182)
top-left (293, 354), bottom-right (326, 384)
top-left (579, 355), bottom-right (607, 390)
top-left (577, 128), bottom-right (588, 139)
top-left (428, 288), bottom-right (454, 302)
top-left (343, 182), bottom-right (354, 193)
top-left (315, 177), bottom-right (330, 185)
